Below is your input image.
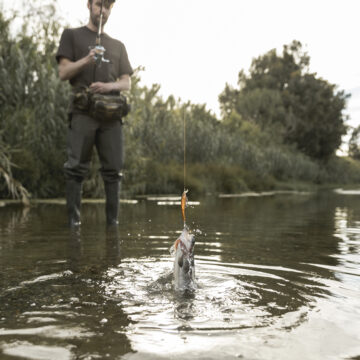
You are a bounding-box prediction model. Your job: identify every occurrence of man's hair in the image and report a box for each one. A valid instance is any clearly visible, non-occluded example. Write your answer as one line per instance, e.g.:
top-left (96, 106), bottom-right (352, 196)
top-left (89, 0), bottom-right (116, 5)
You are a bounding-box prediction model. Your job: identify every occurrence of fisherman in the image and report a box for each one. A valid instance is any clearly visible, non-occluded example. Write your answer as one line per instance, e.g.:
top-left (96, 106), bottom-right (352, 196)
top-left (56, 0), bottom-right (133, 226)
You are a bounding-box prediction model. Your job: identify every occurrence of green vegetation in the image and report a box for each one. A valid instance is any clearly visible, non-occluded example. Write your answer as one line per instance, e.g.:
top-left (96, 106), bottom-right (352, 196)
top-left (349, 125), bottom-right (360, 160)
top-left (1, 5), bottom-right (360, 203)
top-left (219, 41), bottom-right (349, 161)
top-left (0, 5), bottom-right (69, 201)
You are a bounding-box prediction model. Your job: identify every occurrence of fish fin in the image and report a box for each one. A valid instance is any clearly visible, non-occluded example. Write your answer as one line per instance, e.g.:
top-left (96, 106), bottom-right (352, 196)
top-left (170, 238), bottom-right (181, 256)
top-left (174, 238), bottom-right (181, 250)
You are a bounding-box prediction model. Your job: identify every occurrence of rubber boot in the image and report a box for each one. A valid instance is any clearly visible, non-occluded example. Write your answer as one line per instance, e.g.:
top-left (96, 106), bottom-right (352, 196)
top-left (105, 181), bottom-right (120, 226)
top-left (66, 180), bottom-right (82, 227)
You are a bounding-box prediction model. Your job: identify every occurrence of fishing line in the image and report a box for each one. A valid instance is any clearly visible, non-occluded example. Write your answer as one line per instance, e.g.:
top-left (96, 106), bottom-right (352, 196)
top-left (183, 108), bottom-right (186, 191)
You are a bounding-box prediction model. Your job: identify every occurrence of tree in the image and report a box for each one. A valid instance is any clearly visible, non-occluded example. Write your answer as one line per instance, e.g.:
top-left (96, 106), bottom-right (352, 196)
top-left (219, 40), bottom-right (349, 160)
top-left (349, 126), bottom-right (360, 160)
top-left (284, 73), bottom-right (348, 160)
top-left (0, 5), bottom-right (70, 199)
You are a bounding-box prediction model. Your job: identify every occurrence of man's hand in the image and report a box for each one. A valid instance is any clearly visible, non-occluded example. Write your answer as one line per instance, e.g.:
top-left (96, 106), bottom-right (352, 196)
top-left (89, 75), bottom-right (131, 94)
top-left (58, 49), bottom-right (96, 81)
top-left (89, 82), bottom-right (114, 94)
top-left (85, 48), bottom-right (97, 65)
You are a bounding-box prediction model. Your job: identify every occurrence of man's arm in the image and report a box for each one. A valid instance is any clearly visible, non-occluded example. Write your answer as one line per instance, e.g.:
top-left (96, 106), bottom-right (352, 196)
top-left (58, 50), bottom-right (96, 81)
top-left (89, 74), bottom-right (131, 94)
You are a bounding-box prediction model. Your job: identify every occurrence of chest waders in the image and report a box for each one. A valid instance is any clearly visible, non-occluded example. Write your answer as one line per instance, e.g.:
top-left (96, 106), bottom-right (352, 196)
top-left (65, 0), bottom-right (121, 227)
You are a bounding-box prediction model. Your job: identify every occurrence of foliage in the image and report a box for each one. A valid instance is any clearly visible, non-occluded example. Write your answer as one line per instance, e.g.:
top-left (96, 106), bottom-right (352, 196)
top-left (1, 5), bottom-right (360, 202)
top-left (0, 138), bottom-right (30, 205)
top-left (122, 70), bottom-right (225, 195)
top-left (318, 156), bottom-right (360, 185)
top-left (219, 40), bottom-right (349, 160)
top-left (0, 5), bottom-right (69, 200)
top-left (348, 125), bottom-right (360, 160)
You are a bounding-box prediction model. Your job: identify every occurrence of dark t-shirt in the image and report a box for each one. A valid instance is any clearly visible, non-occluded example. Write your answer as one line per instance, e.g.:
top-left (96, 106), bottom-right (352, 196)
top-left (56, 26), bottom-right (133, 88)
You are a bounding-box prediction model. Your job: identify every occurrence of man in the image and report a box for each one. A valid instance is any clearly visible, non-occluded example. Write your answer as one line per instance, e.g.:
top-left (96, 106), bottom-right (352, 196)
top-left (56, 0), bottom-right (133, 226)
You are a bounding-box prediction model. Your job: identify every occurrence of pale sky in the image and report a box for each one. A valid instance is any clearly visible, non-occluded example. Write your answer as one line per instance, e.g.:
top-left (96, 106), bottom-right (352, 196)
top-left (3, 0), bottom-right (360, 133)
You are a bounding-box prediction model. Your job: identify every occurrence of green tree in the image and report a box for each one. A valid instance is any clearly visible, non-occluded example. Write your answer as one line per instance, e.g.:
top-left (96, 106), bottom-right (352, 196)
top-left (0, 5), bottom-right (70, 199)
top-left (349, 125), bottom-right (360, 160)
top-left (219, 40), bottom-right (349, 160)
top-left (1, 4), bottom-right (359, 200)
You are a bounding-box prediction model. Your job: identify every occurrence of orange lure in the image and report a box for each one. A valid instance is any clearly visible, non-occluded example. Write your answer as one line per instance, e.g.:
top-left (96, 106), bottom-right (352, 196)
top-left (181, 189), bottom-right (188, 224)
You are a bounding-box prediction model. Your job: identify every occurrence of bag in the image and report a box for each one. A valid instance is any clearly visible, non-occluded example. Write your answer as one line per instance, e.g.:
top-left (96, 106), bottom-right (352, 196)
top-left (72, 88), bottom-right (91, 112)
top-left (72, 88), bottom-right (130, 121)
top-left (90, 93), bottom-right (130, 121)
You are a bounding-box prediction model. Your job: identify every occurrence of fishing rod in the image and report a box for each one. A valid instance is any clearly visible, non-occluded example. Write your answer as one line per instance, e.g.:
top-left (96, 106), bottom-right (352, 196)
top-left (92, 0), bottom-right (110, 66)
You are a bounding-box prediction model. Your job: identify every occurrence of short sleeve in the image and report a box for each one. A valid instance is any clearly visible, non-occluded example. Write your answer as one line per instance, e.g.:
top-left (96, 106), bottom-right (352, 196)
top-left (56, 29), bottom-right (74, 63)
top-left (119, 43), bottom-right (133, 77)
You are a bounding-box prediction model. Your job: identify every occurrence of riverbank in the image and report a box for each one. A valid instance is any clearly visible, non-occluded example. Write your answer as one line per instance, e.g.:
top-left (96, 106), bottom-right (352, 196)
top-left (2, 186), bottom-right (360, 208)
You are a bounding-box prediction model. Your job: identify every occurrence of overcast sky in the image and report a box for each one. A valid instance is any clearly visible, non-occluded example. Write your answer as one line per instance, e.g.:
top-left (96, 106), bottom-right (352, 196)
top-left (3, 0), bottom-right (360, 132)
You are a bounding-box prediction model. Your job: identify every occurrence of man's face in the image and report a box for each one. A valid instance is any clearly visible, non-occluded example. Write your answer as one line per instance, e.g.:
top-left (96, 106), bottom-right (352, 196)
top-left (88, 0), bottom-right (113, 29)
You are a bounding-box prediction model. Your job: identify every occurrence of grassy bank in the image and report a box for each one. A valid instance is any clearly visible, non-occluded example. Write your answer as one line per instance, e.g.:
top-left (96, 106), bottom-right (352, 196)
top-left (119, 156), bottom-right (360, 198)
top-left (1, 9), bottom-right (359, 203)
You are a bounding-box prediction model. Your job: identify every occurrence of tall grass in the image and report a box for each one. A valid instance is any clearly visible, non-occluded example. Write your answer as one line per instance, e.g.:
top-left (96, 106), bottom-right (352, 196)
top-left (0, 141), bottom-right (30, 205)
top-left (1, 7), bottom-right (360, 201)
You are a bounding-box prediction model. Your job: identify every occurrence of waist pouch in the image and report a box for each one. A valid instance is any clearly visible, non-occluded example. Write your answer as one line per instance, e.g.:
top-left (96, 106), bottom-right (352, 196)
top-left (72, 89), bottom-right (90, 112)
top-left (72, 88), bottom-right (130, 121)
top-left (90, 93), bottom-right (130, 121)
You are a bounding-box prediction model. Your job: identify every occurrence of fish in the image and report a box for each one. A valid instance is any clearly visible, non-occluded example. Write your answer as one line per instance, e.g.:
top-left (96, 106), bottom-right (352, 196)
top-left (172, 225), bottom-right (196, 291)
top-left (170, 189), bottom-right (196, 290)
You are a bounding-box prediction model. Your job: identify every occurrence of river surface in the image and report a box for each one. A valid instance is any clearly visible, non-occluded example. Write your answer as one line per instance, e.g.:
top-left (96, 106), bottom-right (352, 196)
top-left (0, 191), bottom-right (360, 360)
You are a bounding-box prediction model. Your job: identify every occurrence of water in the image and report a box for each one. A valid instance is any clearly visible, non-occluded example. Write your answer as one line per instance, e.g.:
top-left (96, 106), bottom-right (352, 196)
top-left (0, 191), bottom-right (360, 360)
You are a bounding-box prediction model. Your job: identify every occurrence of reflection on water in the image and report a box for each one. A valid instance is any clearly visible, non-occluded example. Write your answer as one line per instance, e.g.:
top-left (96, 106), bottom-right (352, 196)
top-left (0, 192), bottom-right (360, 359)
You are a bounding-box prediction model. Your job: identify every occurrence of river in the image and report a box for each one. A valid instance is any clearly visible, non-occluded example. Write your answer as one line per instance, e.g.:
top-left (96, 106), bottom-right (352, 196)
top-left (0, 190), bottom-right (359, 359)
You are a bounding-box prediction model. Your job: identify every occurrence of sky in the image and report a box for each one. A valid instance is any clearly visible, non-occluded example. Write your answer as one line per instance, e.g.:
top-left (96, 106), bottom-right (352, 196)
top-left (2, 0), bottom-right (360, 142)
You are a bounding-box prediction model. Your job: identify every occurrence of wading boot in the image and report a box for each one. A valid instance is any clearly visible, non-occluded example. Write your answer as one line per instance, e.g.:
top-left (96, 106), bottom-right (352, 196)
top-left (66, 180), bottom-right (82, 227)
top-left (105, 181), bottom-right (120, 226)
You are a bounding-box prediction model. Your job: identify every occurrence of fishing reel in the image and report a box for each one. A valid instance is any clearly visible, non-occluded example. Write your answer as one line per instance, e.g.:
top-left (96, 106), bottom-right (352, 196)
top-left (90, 45), bottom-right (110, 67)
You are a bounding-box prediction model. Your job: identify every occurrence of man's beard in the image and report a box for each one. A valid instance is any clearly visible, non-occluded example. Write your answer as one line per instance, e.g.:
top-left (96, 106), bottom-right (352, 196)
top-left (90, 11), bottom-right (108, 30)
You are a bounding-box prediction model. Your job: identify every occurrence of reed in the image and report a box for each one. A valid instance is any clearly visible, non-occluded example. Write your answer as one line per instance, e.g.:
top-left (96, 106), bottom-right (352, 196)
top-left (1, 8), bottom-right (360, 201)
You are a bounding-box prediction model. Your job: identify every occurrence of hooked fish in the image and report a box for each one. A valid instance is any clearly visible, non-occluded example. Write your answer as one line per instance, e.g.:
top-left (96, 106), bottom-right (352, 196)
top-left (172, 225), bottom-right (196, 290)
top-left (171, 189), bottom-right (196, 290)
